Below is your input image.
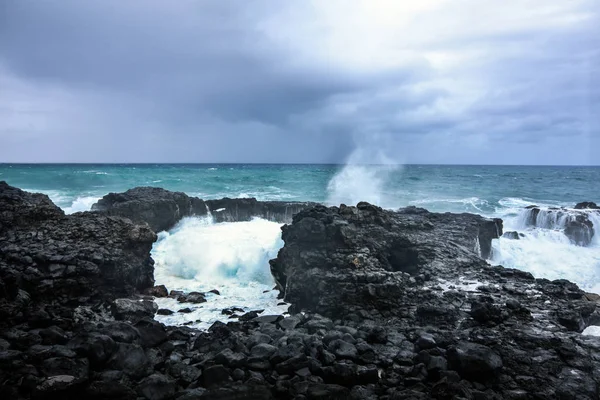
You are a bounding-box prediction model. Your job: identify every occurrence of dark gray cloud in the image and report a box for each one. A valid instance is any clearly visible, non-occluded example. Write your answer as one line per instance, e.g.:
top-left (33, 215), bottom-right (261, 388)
top-left (0, 0), bottom-right (598, 164)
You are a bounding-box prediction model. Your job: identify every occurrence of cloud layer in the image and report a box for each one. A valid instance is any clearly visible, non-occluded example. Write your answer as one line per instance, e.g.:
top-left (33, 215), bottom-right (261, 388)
top-left (1, 0), bottom-right (598, 164)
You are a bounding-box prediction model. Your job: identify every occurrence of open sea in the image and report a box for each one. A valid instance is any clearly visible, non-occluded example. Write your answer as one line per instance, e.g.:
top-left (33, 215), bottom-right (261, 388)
top-left (2, 163), bottom-right (599, 328)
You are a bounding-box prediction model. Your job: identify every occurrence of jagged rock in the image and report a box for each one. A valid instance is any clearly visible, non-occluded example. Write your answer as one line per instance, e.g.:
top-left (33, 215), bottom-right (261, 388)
top-left (557, 309), bottom-right (587, 332)
top-left (215, 348), bottom-right (247, 368)
top-left (278, 316), bottom-right (301, 331)
top-left (254, 314), bottom-right (283, 324)
top-left (250, 343), bottom-right (277, 360)
top-left (328, 339), bottom-right (358, 360)
top-left (177, 388), bottom-right (208, 400)
top-left (67, 332), bottom-right (116, 366)
top-left (39, 326), bottom-right (68, 345)
top-left (134, 318), bottom-right (168, 348)
top-left (92, 187), bottom-right (205, 232)
top-left (144, 285), bottom-right (169, 298)
top-left (239, 310), bottom-right (262, 321)
top-left (166, 361), bottom-right (202, 385)
top-left (2, 184), bottom-right (600, 400)
top-left (0, 181), bottom-right (65, 230)
top-left (222, 307), bottom-right (244, 316)
top-left (108, 343), bottom-right (152, 380)
top-left (502, 231), bottom-right (521, 240)
top-left (415, 333), bottom-right (436, 350)
top-left (177, 292), bottom-right (207, 304)
top-left (91, 186), bottom-right (316, 232)
top-left (447, 342), bottom-right (503, 381)
top-left (136, 373), bottom-right (176, 400)
top-left (306, 383), bottom-right (349, 399)
top-left (270, 203), bottom-right (502, 317)
top-left (40, 356), bottom-right (89, 386)
top-left (203, 364), bottom-right (231, 388)
top-left (564, 216), bottom-right (595, 246)
top-left (86, 375), bottom-right (137, 400)
top-left (0, 183), bottom-right (157, 307)
top-left (33, 375), bottom-right (79, 397)
top-left (574, 202), bottom-right (599, 210)
top-left (470, 297), bottom-right (507, 324)
top-left (99, 321), bottom-right (141, 344)
top-left (112, 298), bottom-right (158, 321)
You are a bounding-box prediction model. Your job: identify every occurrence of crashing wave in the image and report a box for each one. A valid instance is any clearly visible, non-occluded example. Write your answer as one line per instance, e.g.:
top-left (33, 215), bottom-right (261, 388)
top-left (515, 206), bottom-right (598, 246)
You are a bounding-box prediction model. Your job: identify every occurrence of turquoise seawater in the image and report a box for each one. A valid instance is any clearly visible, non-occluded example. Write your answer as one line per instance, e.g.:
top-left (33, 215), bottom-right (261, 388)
top-left (0, 164), bottom-right (598, 215)
top-left (1, 163), bottom-right (600, 302)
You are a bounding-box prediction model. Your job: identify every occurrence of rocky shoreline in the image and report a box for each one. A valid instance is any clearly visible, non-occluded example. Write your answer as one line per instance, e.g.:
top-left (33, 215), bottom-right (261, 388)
top-left (1, 181), bottom-right (599, 399)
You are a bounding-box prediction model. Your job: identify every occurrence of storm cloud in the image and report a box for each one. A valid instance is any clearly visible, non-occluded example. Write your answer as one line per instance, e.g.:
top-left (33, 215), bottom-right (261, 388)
top-left (0, 0), bottom-right (598, 164)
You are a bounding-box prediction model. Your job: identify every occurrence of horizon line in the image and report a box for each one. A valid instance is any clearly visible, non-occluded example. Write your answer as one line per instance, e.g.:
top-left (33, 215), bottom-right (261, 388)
top-left (0, 162), bottom-right (599, 167)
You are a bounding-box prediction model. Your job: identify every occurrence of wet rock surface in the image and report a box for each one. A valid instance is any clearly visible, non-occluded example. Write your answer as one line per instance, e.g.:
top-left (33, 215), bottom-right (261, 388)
top-left (91, 186), bottom-right (317, 231)
top-left (0, 182), bottom-right (157, 307)
top-left (522, 204), bottom-right (599, 246)
top-left (1, 183), bottom-right (600, 399)
top-left (270, 203), bottom-right (503, 315)
top-left (575, 202), bottom-right (600, 210)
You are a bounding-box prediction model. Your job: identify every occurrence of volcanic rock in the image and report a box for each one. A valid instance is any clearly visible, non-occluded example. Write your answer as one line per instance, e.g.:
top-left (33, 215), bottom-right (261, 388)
top-left (575, 202), bottom-right (599, 210)
top-left (269, 203), bottom-right (503, 316)
top-left (91, 186), bottom-right (317, 231)
top-left (2, 183), bottom-right (600, 400)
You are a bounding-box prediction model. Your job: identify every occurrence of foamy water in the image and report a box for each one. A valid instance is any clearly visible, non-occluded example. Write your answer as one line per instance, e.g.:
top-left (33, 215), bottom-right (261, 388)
top-left (491, 207), bottom-right (600, 293)
top-left (64, 196), bottom-right (102, 214)
top-left (151, 216), bottom-right (288, 329)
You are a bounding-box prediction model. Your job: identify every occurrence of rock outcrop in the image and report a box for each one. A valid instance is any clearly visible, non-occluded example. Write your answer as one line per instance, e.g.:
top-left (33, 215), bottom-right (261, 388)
top-left (270, 203), bottom-right (503, 316)
top-left (521, 204), bottom-right (598, 246)
top-left (575, 202), bottom-right (600, 210)
top-left (2, 183), bottom-right (600, 400)
top-left (91, 187), bottom-right (205, 233)
top-left (267, 202), bottom-right (600, 398)
top-left (0, 182), bottom-right (157, 307)
top-left (92, 187), bottom-right (317, 232)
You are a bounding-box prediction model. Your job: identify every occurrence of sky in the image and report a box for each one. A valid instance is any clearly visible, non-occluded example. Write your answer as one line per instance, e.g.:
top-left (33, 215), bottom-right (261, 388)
top-left (0, 0), bottom-right (598, 165)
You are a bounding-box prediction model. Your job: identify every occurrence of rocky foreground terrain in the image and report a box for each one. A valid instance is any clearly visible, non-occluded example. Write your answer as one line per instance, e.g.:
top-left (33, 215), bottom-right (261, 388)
top-left (1, 181), bottom-right (600, 399)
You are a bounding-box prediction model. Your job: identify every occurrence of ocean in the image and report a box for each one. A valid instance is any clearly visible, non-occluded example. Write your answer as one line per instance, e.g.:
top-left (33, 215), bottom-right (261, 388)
top-left (2, 163), bottom-right (599, 328)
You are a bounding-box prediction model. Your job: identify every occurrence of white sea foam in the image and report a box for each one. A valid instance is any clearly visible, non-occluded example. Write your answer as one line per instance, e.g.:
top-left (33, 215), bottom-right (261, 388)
top-left (492, 229), bottom-right (600, 292)
top-left (490, 200), bottom-right (600, 294)
top-left (64, 196), bottom-right (101, 214)
top-left (326, 146), bottom-right (401, 208)
top-left (587, 212), bottom-right (600, 246)
top-left (410, 197), bottom-right (489, 212)
top-left (152, 216), bottom-right (287, 329)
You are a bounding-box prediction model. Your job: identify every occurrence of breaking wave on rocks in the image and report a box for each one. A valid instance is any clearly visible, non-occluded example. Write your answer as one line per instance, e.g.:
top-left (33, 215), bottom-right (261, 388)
top-left (151, 216), bottom-right (288, 329)
top-left (63, 196), bottom-right (102, 214)
top-left (491, 205), bottom-right (600, 292)
top-left (325, 146), bottom-right (401, 208)
top-left (8, 163), bottom-right (600, 308)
